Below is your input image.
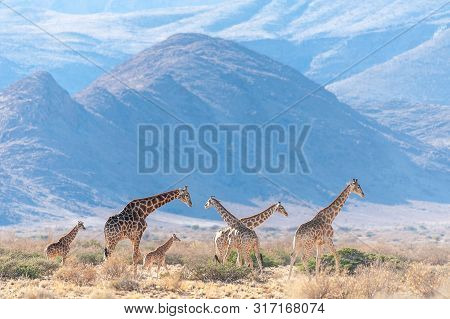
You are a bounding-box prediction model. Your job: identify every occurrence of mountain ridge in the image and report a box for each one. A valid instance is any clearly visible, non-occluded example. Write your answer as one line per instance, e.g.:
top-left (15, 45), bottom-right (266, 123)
top-left (0, 33), bottom-right (449, 226)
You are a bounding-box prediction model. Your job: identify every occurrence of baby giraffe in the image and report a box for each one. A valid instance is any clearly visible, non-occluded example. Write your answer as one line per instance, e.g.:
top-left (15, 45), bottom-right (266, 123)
top-left (143, 234), bottom-right (181, 278)
top-left (45, 221), bottom-right (86, 265)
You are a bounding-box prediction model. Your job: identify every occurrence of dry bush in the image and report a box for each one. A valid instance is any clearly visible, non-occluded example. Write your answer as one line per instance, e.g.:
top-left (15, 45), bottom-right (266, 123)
top-left (350, 266), bottom-right (400, 298)
top-left (287, 265), bottom-right (401, 299)
top-left (156, 240), bottom-right (213, 266)
top-left (111, 277), bottom-right (140, 292)
top-left (89, 288), bottom-right (115, 299)
top-left (162, 268), bottom-right (184, 291)
top-left (18, 287), bottom-right (56, 299)
top-left (54, 262), bottom-right (97, 286)
top-left (287, 275), bottom-right (353, 299)
top-left (183, 260), bottom-right (251, 283)
top-left (98, 255), bottom-right (130, 280)
top-left (405, 263), bottom-right (445, 298)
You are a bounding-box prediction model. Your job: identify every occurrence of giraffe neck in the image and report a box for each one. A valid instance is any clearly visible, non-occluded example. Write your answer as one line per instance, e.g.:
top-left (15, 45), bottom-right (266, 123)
top-left (158, 237), bottom-right (175, 253)
top-left (240, 204), bottom-right (277, 229)
top-left (210, 199), bottom-right (241, 228)
top-left (59, 225), bottom-right (80, 245)
top-left (317, 184), bottom-right (352, 223)
top-left (137, 189), bottom-right (180, 218)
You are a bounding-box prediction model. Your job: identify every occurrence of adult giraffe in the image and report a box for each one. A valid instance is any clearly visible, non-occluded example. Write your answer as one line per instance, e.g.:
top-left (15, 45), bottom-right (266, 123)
top-left (288, 179), bottom-right (365, 278)
top-left (214, 202), bottom-right (288, 264)
top-left (104, 186), bottom-right (192, 275)
top-left (205, 196), bottom-right (263, 273)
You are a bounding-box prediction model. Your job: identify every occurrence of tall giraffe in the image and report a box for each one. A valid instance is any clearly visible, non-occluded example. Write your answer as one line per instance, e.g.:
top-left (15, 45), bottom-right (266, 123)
top-left (45, 221), bottom-right (86, 265)
top-left (205, 196), bottom-right (263, 273)
top-left (288, 179), bottom-right (365, 278)
top-left (143, 234), bottom-right (181, 278)
top-left (104, 186), bottom-right (191, 275)
top-left (214, 202), bottom-right (288, 264)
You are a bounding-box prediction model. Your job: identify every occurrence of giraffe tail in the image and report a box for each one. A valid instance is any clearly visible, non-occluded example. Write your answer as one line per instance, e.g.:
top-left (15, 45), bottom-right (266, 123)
top-left (214, 254), bottom-right (221, 263)
top-left (104, 247), bottom-right (109, 259)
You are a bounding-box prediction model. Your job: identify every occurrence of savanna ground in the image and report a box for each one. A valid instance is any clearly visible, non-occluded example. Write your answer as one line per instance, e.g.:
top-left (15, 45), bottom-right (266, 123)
top-left (0, 225), bottom-right (448, 299)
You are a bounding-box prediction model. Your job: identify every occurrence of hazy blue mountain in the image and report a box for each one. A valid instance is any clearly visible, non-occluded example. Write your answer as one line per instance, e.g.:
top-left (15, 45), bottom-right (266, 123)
top-left (1, 1), bottom-right (448, 94)
top-left (0, 71), bottom-right (163, 225)
top-left (77, 34), bottom-right (448, 204)
top-left (327, 27), bottom-right (450, 154)
top-left (1, 1), bottom-right (448, 164)
top-left (1, 34), bottom-right (448, 226)
top-left (0, 56), bottom-right (23, 90)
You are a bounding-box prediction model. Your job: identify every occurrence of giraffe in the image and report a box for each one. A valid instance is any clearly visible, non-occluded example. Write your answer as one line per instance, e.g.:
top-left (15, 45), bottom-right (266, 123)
top-left (214, 202), bottom-right (288, 265)
top-left (205, 196), bottom-right (263, 273)
top-left (288, 179), bottom-right (365, 278)
top-left (104, 186), bottom-right (191, 275)
top-left (143, 234), bottom-right (181, 278)
top-left (45, 221), bottom-right (86, 265)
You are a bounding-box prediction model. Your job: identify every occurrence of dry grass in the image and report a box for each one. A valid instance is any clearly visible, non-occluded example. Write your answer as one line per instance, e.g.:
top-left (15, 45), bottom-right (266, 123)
top-left (287, 265), bottom-right (401, 298)
top-left (54, 262), bottom-right (97, 286)
top-left (0, 230), bottom-right (448, 299)
top-left (405, 263), bottom-right (446, 298)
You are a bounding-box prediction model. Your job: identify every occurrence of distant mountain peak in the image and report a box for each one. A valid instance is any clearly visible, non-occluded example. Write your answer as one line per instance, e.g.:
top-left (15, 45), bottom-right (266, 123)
top-left (2, 70), bottom-right (67, 98)
top-left (164, 33), bottom-right (215, 44)
top-left (0, 70), bottom-right (83, 126)
top-left (80, 32), bottom-right (327, 115)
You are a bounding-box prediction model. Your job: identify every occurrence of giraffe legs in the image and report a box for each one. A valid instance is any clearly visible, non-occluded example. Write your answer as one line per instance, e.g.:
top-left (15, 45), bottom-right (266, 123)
top-left (254, 244), bottom-right (263, 274)
top-left (241, 250), bottom-right (251, 270)
top-left (156, 263), bottom-right (161, 279)
top-left (222, 239), bottom-right (233, 264)
top-left (325, 238), bottom-right (340, 273)
top-left (163, 258), bottom-right (169, 272)
top-left (236, 252), bottom-right (245, 266)
top-left (131, 238), bottom-right (143, 277)
top-left (315, 245), bottom-right (322, 275)
top-left (300, 245), bottom-right (314, 275)
top-left (288, 250), bottom-right (298, 279)
top-left (247, 250), bottom-right (254, 270)
top-left (104, 237), bottom-right (119, 260)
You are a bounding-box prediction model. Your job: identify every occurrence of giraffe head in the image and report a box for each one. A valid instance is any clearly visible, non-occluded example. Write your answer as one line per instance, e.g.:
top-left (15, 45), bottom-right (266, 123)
top-left (204, 196), bottom-right (216, 209)
top-left (178, 185), bottom-right (192, 207)
top-left (349, 179), bottom-right (365, 198)
top-left (275, 202), bottom-right (289, 217)
top-left (172, 233), bottom-right (181, 242)
top-left (77, 221), bottom-right (86, 230)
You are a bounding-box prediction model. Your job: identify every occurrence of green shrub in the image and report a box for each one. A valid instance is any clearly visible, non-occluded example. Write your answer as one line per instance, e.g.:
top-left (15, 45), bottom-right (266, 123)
top-left (80, 240), bottom-right (103, 249)
top-left (77, 251), bottom-right (104, 265)
top-left (262, 250), bottom-right (291, 266)
top-left (184, 261), bottom-right (251, 282)
top-left (0, 248), bottom-right (59, 279)
top-left (224, 250), bottom-right (290, 267)
top-left (165, 253), bottom-right (185, 265)
top-left (298, 248), bottom-right (405, 274)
